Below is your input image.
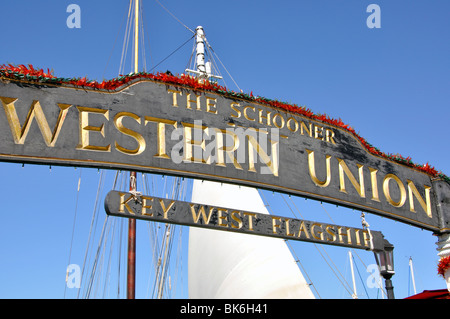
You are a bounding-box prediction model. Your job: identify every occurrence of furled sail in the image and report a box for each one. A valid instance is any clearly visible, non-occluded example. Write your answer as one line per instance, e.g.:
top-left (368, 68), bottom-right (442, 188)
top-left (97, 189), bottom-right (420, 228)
top-left (188, 179), bottom-right (315, 298)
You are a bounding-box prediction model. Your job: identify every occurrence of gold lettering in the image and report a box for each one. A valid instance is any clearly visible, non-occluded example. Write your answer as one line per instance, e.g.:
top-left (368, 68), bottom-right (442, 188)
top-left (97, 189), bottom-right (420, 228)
top-left (190, 204), bottom-right (214, 224)
top-left (407, 180), bottom-right (432, 218)
top-left (311, 223), bottom-right (324, 240)
top-left (0, 97), bottom-right (71, 146)
top-left (272, 113), bottom-right (285, 129)
top-left (355, 229), bottom-right (361, 246)
top-left (300, 122), bottom-right (312, 137)
top-left (118, 192), bottom-right (135, 214)
top-left (226, 102), bottom-right (338, 145)
top-left (306, 149), bottom-right (331, 187)
top-left (346, 228), bottom-right (352, 245)
top-left (141, 195), bottom-right (154, 216)
top-left (325, 225), bottom-right (337, 242)
top-left (363, 230), bottom-right (371, 248)
top-left (247, 133), bottom-right (279, 176)
top-left (213, 128), bottom-right (243, 170)
top-left (258, 109), bottom-right (271, 126)
top-left (243, 212), bottom-right (256, 231)
top-left (284, 218), bottom-right (295, 237)
top-left (297, 221), bottom-right (310, 239)
top-left (286, 117), bottom-right (299, 132)
top-left (230, 102), bottom-right (241, 118)
top-left (186, 93), bottom-right (201, 110)
top-left (145, 116), bottom-right (177, 159)
top-left (167, 89), bottom-right (182, 107)
top-left (325, 129), bottom-right (336, 144)
top-left (182, 122), bottom-right (209, 163)
top-left (383, 174), bottom-right (406, 208)
top-left (159, 199), bottom-right (175, 219)
top-left (114, 112), bottom-right (145, 155)
top-left (337, 158), bottom-right (365, 198)
top-left (206, 97), bottom-right (217, 114)
top-left (76, 106), bottom-right (110, 152)
top-left (314, 125), bottom-right (324, 140)
top-left (272, 216), bottom-right (282, 234)
top-left (217, 208), bottom-right (228, 227)
top-left (230, 211), bottom-right (243, 229)
top-left (369, 167), bottom-right (380, 202)
top-left (338, 226), bottom-right (350, 244)
top-left (243, 106), bottom-right (256, 121)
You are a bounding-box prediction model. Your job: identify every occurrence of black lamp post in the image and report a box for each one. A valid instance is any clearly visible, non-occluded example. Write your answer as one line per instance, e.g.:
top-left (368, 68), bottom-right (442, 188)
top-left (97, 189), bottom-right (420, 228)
top-left (373, 239), bottom-right (395, 299)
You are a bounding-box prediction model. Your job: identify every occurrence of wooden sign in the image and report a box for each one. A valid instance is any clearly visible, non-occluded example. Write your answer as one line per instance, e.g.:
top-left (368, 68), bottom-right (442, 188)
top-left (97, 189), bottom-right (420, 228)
top-left (104, 190), bottom-right (386, 251)
top-left (0, 77), bottom-right (448, 233)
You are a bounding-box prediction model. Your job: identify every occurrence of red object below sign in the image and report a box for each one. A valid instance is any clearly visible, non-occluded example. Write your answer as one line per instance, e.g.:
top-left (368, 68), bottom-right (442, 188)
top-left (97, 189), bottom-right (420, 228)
top-left (405, 289), bottom-right (450, 299)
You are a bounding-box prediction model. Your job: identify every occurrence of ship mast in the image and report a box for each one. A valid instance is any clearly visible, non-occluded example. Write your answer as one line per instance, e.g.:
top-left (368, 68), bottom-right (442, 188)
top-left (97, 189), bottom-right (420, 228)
top-left (349, 250), bottom-right (358, 299)
top-left (127, 0), bottom-right (139, 300)
top-left (185, 26), bottom-right (222, 81)
top-left (186, 27), bottom-right (314, 299)
top-left (409, 257), bottom-right (417, 295)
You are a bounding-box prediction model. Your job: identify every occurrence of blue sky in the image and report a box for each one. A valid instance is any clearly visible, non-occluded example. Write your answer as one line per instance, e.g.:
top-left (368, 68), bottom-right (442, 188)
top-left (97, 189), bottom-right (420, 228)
top-left (0, 0), bottom-right (449, 299)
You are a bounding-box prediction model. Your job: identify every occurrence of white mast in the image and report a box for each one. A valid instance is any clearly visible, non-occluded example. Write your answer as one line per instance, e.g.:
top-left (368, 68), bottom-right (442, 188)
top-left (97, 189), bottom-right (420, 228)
top-left (195, 26), bottom-right (206, 76)
top-left (185, 26), bottom-right (222, 81)
top-left (409, 257), bottom-right (417, 295)
top-left (349, 251), bottom-right (358, 299)
top-left (187, 27), bottom-right (314, 299)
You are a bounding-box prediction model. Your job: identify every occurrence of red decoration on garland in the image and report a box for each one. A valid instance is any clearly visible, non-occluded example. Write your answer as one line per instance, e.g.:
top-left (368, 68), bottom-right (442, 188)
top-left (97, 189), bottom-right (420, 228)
top-left (0, 64), bottom-right (55, 79)
top-left (0, 63), bottom-right (448, 183)
top-left (438, 256), bottom-right (450, 278)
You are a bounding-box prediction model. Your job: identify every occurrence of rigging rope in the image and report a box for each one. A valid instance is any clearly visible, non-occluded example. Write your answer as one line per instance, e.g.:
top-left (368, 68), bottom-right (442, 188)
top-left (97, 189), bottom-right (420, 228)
top-left (102, 4), bottom-right (129, 79)
top-left (148, 34), bottom-right (195, 73)
top-left (283, 194), bottom-right (355, 296)
top-left (154, 0), bottom-right (195, 35)
top-left (204, 39), bottom-right (242, 92)
top-left (119, 0), bottom-right (134, 76)
top-left (85, 214), bottom-right (109, 298)
top-left (75, 0), bottom-right (194, 299)
top-left (77, 169), bottom-right (105, 298)
top-left (260, 190), bottom-right (360, 298)
top-left (117, 217), bottom-right (124, 298)
top-left (79, 1), bottom-right (242, 298)
top-left (350, 251), bottom-right (370, 298)
top-left (64, 168), bottom-right (82, 298)
top-left (258, 191), bottom-right (321, 297)
top-left (320, 201), bottom-right (386, 298)
top-left (139, 1), bottom-right (147, 72)
top-left (318, 202), bottom-right (378, 298)
top-left (352, 248), bottom-right (386, 298)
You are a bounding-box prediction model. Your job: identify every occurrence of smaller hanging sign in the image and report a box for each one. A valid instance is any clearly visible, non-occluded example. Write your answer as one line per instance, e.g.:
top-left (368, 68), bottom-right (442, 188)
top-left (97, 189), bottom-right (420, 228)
top-left (104, 190), bottom-right (385, 251)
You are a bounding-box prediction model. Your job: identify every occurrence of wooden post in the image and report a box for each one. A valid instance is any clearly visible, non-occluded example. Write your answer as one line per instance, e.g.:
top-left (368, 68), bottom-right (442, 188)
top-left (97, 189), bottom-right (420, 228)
top-left (127, 0), bottom-right (139, 299)
top-left (127, 171), bottom-right (137, 299)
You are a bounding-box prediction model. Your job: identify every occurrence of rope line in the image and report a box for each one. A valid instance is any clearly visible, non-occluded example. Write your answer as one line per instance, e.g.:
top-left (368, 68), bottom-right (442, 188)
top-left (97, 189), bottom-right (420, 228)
top-left (351, 252), bottom-right (370, 298)
top-left (261, 191), bottom-right (360, 298)
top-left (154, 0), bottom-right (195, 34)
top-left (64, 168), bottom-right (82, 298)
top-left (281, 193), bottom-right (356, 295)
top-left (103, 5), bottom-right (129, 79)
top-left (119, 0), bottom-right (134, 76)
top-left (76, 170), bottom-right (104, 298)
top-left (149, 34), bottom-right (195, 73)
top-left (258, 191), bottom-right (321, 297)
top-left (204, 40), bottom-right (242, 92)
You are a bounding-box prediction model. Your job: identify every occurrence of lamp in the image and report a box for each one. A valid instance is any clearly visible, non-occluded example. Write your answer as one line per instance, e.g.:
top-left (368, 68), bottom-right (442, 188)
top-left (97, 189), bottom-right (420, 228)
top-left (373, 238), bottom-right (395, 299)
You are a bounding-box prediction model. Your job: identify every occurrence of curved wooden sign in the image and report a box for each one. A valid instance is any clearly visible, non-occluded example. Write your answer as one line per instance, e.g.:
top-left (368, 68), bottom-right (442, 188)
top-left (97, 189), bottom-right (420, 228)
top-left (0, 78), bottom-right (448, 233)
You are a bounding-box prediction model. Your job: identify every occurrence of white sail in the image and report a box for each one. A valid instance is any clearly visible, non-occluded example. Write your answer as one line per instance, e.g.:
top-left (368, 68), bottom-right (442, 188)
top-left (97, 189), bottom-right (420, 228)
top-left (188, 180), bottom-right (315, 299)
